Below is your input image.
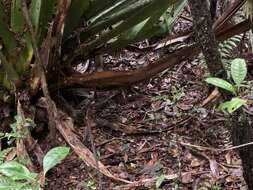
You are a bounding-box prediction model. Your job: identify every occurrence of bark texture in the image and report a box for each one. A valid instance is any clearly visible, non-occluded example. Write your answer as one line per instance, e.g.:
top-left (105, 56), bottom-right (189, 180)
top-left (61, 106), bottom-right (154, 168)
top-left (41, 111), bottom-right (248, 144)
top-left (189, 0), bottom-right (253, 189)
top-left (189, 0), bottom-right (223, 75)
top-left (231, 112), bottom-right (253, 190)
top-left (210, 0), bottom-right (218, 20)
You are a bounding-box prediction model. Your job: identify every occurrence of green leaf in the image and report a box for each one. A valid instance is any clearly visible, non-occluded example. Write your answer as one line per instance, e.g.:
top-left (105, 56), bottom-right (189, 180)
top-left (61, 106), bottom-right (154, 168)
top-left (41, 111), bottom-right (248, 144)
top-left (21, 184), bottom-right (40, 190)
top-left (231, 58), bottom-right (247, 86)
top-left (0, 161), bottom-right (35, 181)
top-left (0, 176), bottom-right (39, 190)
top-left (0, 148), bottom-right (14, 164)
top-left (218, 98), bottom-right (247, 113)
top-left (29, 0), bottom-right (43, 35)
top-left (43, 146), bottom-right (70, 175)
top-left (0, 3), bottom-right (17, 53)
top-left (68, 0), bottom-right (179, 63)
top-left (32, 0), bottom-right (56, 43)
top-left (0, 51), bottom-right (19, 81)
top-left (0, 176), bottom-right (24, 190)
top-left (11, 0), bottom-right (25, 33)
top-left (205, 77), bottom-right (236, 94)
top-left (156, 175), bottom-right (166, 188)
top-left (64, 0), bottom-right (89, 38)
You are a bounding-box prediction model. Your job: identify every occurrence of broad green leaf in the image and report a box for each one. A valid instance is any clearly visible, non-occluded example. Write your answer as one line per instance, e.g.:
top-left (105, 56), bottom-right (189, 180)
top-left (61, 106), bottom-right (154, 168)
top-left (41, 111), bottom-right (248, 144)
top-left (21, 184), bottom-right (40, 190)
top-left (0, 51), bottom-right (19, 81)
top-left (0, 176), bottom-right (24, 190)
top-left (0, 148), bottom-right (14, 164)
top-left (83, 0), bottom-right (147, 39)
top-left (86, 0), bottom-right (126, 21)
top-left (231, 58), bottom-right (247, 86)
top-left (99, 0), bottom-right (187, 54)
top-left (68, 0), bottom-right (178, 63)
top-left (43, 146), bottom-right (70, 175)
top-left (11, 0), bottom-right (25, 33)
top-left (30, 0), bottom-right (42, 35)
top-left (35, 0), bottom-right (56, 43)
top-left (218, 98), bottom-right (247, 113)
top-left (0, 161), bottom-right (35, 181)
top-left (64, 0), bottom-right (90, 38)
top-left (0, 3), bottom-right (17, 53)
top-left (205, 77), bottom-right (236, 94)
top-left (156, 175), bottom-right (166, 188)
top-left (15, 1), bottom-right (55, 75)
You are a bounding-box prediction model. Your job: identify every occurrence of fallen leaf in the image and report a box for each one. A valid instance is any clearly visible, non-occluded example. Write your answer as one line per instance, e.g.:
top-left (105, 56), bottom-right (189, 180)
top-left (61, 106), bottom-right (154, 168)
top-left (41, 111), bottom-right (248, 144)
top-left (209, 159), bottom-right (219, 178)
top-left (191, 158), bottom-right (201, 167)
top-left (225, 152), bottom-right (232, 165)
top-left (181, 172), bottom-right (193, 184)
top-left (140, 161), bottom-right (162, 175)
top-left (124, 153), bottom-right (128, 163)
top-left (168, 148), bottom-right (179, 158)
top-left (230, 168), bottom-right (243, 177)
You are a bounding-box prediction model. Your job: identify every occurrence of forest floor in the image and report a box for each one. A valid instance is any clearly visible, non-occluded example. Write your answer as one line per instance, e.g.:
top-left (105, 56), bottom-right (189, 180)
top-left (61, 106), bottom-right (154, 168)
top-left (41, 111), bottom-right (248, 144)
top-left (1, 13), bottom-right (251, 190)
top-left (43, 38), bottom-right (249, 190)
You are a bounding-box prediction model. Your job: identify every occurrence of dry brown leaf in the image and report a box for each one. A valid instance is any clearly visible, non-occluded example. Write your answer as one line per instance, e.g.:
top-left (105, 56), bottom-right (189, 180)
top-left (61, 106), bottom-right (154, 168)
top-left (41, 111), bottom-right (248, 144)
top-left (225, 152), bottom-right (232, 165)
top-left (191, 158), bottom-right (201, 167)
top-left (209, 159), bottom-right (219, 178)
top-left (181, 172), bottom-right (193, 184)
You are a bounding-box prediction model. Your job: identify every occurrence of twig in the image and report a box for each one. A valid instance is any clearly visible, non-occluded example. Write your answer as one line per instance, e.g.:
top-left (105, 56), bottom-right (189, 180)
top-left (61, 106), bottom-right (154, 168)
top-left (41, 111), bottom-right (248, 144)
top-left (175, 140), bottom-right (253, 152)
top-left (201, 88), bottom-right (220, 107)
top-left (86, 105), bottom-right (103, 190)
top-left (113, 172), bottom-right (194, 190)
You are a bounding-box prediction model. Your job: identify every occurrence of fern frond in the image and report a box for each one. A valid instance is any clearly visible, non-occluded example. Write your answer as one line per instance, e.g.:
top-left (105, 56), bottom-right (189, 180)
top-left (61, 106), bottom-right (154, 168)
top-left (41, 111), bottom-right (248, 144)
top-left (218, 34), bottom-right (243, 77)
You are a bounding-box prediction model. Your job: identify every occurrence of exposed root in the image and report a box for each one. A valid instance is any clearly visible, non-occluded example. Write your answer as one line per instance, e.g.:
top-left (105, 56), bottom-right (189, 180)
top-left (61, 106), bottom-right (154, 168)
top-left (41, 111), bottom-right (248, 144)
top-left (25, 134), bottom-right (44, 166)
top-left (56, 111), bottom-right (132, 184)
top-left (54, 19), bottom-right (251, 90)
top-left (16, 101), bottom-right (35, 172)
top-left (201, 88), bottom-right (220, 107)
top-left (113, 172), bottom-right (194, 190)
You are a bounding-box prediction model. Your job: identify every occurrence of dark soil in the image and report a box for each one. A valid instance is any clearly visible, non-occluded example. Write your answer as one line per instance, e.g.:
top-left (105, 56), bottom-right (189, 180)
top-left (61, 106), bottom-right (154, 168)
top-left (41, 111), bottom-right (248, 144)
top-left (44, 53), bottom-right (247, 189)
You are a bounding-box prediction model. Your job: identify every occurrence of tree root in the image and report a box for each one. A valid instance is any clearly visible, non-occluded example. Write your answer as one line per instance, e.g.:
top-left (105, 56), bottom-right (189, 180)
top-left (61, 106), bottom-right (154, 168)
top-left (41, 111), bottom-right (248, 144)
top-left (54, 19), bottom-right (251, 90)
top-left (56, 111), bottom-right (133, 184)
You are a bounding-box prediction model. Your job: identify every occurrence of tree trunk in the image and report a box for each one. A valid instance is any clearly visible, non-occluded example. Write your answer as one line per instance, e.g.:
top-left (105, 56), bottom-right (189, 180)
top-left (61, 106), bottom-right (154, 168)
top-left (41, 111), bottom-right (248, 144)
top-left (210, 0), bottom-right (218, 20)
top-left (189, 0), bottom-right (253, 189)
top-left (231, 112), bottom-right (253, 190)
top-left (189, 0), bottom-right (223, 76)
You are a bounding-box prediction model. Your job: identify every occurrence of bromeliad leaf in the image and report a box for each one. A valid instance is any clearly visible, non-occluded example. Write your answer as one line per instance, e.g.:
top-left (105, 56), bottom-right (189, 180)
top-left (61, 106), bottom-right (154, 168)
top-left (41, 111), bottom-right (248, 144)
top-left (205, 77), bottom-right (236, 94)
top-left (231, 58), bottom-right (247, 86)
top-left (43, 146), bottom-right (70, 175)
top-left (218, 97), bottom-right (247, 113)
top-left (11, 0), bottom-right (25, 33)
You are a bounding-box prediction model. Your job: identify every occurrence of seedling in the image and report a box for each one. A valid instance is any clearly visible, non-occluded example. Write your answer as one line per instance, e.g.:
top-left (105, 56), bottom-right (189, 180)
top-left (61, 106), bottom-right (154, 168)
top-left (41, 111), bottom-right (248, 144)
top-left (205, 58), bottom-right (248, 113)
top-left (0, 116), bottom-right (35, 145)
top-left (155, 174), bottom-right (166, 189)
top-left (0, 146), bottom-right (69, 189)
